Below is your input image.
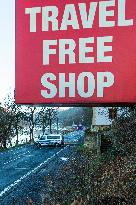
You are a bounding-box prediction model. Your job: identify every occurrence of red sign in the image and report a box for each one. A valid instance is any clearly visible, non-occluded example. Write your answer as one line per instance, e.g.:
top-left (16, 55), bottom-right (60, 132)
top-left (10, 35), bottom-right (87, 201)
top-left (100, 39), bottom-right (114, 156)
top-left (16, 0), bottom-right (136, 104)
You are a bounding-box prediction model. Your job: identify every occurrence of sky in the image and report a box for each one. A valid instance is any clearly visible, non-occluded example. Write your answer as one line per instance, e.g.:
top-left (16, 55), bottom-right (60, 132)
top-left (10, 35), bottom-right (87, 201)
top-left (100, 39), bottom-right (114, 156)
top-left (0, 0), bottom-right (15, 102)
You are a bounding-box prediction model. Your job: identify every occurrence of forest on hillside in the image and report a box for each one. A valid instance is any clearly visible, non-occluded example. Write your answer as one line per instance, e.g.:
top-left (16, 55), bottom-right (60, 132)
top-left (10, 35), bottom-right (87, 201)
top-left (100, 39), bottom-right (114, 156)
top-left (58, 107), bottom-right (93, 127)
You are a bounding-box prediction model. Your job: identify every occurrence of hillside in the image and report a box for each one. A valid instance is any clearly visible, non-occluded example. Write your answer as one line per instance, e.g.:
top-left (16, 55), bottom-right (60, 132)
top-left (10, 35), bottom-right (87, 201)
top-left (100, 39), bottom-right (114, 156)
top-left (58, 107), bottom-right (93, 127)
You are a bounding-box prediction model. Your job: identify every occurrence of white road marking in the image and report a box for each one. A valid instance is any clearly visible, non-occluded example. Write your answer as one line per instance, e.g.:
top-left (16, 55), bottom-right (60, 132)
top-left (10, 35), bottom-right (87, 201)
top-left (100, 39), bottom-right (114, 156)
top-left (15, 168), bottom-right (28, 170)
top-left (0, 146), bottom-right (68, 197)
top-left (3, 151), bottom-right (30, 165)
top-left (0, 147), bottom-right (25, 157)
top-left (60, 157), bottom-right (68, 161)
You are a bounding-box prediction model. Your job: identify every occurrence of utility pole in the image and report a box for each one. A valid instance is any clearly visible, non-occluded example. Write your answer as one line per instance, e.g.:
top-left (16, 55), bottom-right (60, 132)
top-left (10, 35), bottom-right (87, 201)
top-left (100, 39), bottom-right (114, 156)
top-left (56, 117), bottom-right (59, 134)
top-left (48, 109), bottom-right (52, 134)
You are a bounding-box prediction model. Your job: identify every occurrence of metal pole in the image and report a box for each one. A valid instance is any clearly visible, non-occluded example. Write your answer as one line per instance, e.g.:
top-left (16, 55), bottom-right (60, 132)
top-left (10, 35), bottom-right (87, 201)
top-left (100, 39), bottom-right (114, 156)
top-left (57, 117), bottom-right (59, 134)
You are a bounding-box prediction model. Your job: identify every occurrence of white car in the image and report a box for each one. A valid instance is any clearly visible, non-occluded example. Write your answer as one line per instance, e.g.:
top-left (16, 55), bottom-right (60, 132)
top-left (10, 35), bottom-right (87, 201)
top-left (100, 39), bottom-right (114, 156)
top-left (35, 134), bottom-right (64, 147)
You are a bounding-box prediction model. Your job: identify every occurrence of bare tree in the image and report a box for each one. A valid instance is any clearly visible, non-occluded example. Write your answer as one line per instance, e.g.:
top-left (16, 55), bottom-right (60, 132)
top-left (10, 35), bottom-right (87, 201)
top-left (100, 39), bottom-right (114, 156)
top-left (46, 108), bottom-right (58, 134)
top-left (0, 95), bottom-right (27, 147)
top-left (0, 101), bottom-right (14, 148)
top-left (26, 106), bottom-right (37, 142)
top-left (37, 107), bottom-right (48, 135)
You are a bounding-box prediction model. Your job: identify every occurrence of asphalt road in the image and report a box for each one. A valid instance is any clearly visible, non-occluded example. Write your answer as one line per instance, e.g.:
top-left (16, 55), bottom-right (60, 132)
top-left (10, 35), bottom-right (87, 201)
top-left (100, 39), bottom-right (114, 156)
top-left (0, 131), bottom-right (84, 205)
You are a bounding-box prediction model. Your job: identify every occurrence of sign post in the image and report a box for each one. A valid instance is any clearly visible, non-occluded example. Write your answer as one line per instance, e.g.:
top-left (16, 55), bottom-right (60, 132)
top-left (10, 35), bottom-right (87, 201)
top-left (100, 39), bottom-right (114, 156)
top-left (16, 0), bottom-right (136, 104)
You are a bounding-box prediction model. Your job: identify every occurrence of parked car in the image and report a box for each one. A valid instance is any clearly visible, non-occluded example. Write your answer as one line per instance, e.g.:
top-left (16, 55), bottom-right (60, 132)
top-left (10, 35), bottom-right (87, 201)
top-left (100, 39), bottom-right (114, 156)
top-left (35, 134), bottom-right (64, 147)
